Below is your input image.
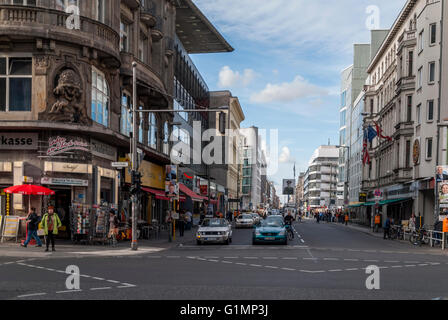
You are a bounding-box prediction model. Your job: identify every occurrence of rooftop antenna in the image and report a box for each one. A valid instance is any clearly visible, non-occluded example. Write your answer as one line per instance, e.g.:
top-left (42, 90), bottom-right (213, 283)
top-left (328, 138), bottom-right (330, 146)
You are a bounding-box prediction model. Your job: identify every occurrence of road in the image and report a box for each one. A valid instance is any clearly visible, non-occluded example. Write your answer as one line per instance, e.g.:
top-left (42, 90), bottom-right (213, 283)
top-left (1, 219), bottom-right (448, 300)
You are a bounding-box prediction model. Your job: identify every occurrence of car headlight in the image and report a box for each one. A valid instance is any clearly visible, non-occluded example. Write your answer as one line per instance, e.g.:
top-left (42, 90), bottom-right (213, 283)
top-left (255, 230), bottom-right (261, 236)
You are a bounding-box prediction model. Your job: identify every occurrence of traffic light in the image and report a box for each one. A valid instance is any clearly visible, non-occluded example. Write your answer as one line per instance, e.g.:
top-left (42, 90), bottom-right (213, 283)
top-left (130, 171), bottom-right (142, 195)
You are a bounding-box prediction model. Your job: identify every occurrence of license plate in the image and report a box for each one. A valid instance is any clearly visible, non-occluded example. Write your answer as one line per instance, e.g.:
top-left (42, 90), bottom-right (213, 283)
top-left (265, 237), bottom-right (275, 241)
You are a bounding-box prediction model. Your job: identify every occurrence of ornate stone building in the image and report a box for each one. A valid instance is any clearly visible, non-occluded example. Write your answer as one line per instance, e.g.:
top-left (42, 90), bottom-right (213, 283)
top-left (0, 0), bottom-right (232, 232)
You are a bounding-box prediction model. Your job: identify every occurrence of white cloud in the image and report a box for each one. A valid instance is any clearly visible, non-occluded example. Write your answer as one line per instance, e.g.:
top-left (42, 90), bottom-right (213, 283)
top-left (250, 75), bottom-right (328, 104)
top-left (218, 66), bottom-right (256, 88)
top-left (279, 146), bottom-right (295, 164)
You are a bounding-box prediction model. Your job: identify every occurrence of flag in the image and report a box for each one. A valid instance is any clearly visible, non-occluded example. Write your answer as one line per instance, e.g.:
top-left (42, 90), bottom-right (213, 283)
top-left (374, 121), bottom-right (392, 142)
top-left (367, 125), bottom-right (377, 142)
top-left (362, 129), bottom-right (371, 166)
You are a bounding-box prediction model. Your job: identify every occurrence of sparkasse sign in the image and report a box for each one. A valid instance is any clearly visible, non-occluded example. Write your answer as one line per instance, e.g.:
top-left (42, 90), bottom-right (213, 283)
top-left (0, 133), bottom-right (38, 150)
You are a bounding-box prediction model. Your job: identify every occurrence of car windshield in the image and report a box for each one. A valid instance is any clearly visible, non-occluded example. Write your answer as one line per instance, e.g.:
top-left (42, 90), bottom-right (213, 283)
top-left (239, 214), bottom-right (252, 219)
top-left (261, 220), bottom-right (283, 228)
top-left (266, 216), bottom-right (283, 223)
top-left (201, 219), bottom-right (226, 227)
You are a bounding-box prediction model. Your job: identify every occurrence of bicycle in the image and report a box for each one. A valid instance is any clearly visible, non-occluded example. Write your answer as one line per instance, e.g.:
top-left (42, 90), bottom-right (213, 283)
top-left (285, 224), bottom-right (294, 241)
top-left (409, 227), bottom-right (429, 246)
top-left (390, 225), bottom-right (404, 240)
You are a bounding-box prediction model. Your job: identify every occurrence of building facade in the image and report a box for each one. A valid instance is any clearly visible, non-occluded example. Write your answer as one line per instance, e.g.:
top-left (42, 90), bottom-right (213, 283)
top-left (362, 0), bottom-right (442, 227)
top-left (0, 0), bottom-right (232, 233)
top-left (304, 146), bottom-right (339, 210)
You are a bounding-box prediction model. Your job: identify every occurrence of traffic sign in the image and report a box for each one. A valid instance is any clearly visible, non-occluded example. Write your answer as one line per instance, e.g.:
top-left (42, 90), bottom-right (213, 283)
top-left (112, 162), bottom-right (129, 168)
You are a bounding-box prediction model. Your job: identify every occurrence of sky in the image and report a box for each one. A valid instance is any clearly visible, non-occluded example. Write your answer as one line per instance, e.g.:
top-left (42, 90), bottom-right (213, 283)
top-left (189, 0), bottom-right (406, 200)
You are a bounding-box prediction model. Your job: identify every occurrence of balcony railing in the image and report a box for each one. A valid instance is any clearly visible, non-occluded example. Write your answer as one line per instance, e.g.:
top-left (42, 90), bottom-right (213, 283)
top-left (151, 15), bottom-right (163, 42)
top-left (141, 0), bottom-right (157, 27)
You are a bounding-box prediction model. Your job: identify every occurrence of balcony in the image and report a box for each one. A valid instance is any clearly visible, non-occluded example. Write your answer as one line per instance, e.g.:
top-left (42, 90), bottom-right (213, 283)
top-left (395, 75), bottom-right (415, 94)
top-left (140, 0), bottom-right (157, 27)
top-left (393, 167), bottom-right (413, 183)
top-left (151, 15), bottom-right (164, 42)
top-left (0, 5), bottom-right (120, 66)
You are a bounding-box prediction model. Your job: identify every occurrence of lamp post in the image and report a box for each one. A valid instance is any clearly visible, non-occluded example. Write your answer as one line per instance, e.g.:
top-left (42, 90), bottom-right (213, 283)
top-left (336, 145), bottom-right (350, 210)
top-left (130, 61), bottom-right (228, 250)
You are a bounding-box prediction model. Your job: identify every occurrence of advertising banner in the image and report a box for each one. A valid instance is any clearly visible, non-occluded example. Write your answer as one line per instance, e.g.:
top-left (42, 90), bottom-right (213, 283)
top-left (282, 179), bottom-right (295, 195)
top-left (165, 165), bottom-right (179, 201)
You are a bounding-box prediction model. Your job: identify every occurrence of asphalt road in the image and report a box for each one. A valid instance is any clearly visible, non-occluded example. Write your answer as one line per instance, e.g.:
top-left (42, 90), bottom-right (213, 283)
top-left (1, 219), bottom-right (448, 300)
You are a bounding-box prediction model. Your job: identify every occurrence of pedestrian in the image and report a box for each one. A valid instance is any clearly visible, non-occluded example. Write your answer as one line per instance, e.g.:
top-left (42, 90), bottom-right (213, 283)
top-left (185, 209), bottom-right (193, 230)
top-left (165, 210), bottom-right (173, 241)
top-left (408, 213), bottom-right (416, 232)
top-left (345, 213), bottom-right (349, 226)
top-left (108, 210), bottom-right (119, 247)
top-left (374, 213), bottom-right (381, 232)
top-left (21, 208), bottom-right (42, 248)
top-left (383, 216), bottom-right (391, 240)
top-left (178, 210), bottom-right (185, 237)
top-left (41, 206), bottom-right (62, 252)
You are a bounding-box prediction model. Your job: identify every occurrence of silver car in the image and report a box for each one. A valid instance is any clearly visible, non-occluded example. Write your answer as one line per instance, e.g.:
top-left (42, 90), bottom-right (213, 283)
top-left (235, 214), bottom-right (255, 228)
top-left (196, 218), bottom-right (233, 245)
top-left (250, 213), bottom-right (261, 225)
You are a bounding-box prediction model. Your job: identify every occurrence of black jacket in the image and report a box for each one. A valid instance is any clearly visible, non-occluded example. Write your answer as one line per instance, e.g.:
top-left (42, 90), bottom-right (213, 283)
top-left (27, 213), bottom-right (41, 231)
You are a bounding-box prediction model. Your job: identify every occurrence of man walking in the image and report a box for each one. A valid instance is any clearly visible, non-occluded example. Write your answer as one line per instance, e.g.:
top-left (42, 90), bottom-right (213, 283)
top-left (21, 208), bottom-right (42, 248)
top-left (383, 216), bottom-right (391, 240)
top-left (178, 210), bottom-right (186, 237)
top-left (41, 206), bottom-right (62, 252)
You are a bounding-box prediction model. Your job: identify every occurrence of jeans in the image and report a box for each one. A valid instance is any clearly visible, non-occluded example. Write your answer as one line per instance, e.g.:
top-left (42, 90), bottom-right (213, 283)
top-left (24, 229), bottom-right (42, 246)
top-left (45, 230), bottom-right (55, 249)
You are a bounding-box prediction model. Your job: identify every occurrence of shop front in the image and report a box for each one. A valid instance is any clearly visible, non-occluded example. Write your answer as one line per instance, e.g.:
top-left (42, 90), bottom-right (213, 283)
top-left (124, 159), bottom-right (167, 225)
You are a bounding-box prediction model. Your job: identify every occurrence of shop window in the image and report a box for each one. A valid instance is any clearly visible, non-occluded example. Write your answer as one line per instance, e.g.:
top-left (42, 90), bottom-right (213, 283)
top-left (91, 67), bottom-right (109, 127)
top-left (0, 56), bottom-right (32, 112)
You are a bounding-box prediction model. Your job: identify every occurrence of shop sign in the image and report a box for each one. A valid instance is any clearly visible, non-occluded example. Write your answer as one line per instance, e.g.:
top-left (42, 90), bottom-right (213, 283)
top-left (200, 185), bottom-right (208, 196)
top-left (46, 136), bottom-right (89, 156)
top-left (91, 139), bottom-right (117, 161)
top-left (41, 177), bottom-right (88, 187)
top-left (0, 133), bottom-right (38, 150)
top-left (124, 160), bottom-right (164, 190)
top-left (359, 193), bottom-right (367, 203)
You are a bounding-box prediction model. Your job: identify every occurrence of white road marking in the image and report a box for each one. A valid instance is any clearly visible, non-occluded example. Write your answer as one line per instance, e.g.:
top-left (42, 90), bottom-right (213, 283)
top-left (391, 266), bottom-right (403, 268)
top-left (324, 258), bottom-right (339, 261)
top-left (282, 257), bottom-right (298, 260)
top-left (56, 290), bottom-right (82, 294)
top-left (90, 287), bottom-right (112, 291)
top-left (107, 280), bottom-right (120, 284)
top-left (222, 261), bottom-right (233, 264)
top-left (328, 269), bottom-right (343, 272)
top-left (345, 268), bottom-right (358, 271)
top-left (384, 261), bottom-right (399, 263)
top-left (250, 264), bottom-right (262, 267)
top-left (17, 293), bottom-right (47, 298)
top-left (92, 277), bottom-right (105, 281)
top-left (344, 259), bottom-right (359, 262)
top-left (282, 268), bottom-right (296, 271)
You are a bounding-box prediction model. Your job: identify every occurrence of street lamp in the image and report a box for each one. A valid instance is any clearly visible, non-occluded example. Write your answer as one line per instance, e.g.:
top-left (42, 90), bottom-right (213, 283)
top-left (130, 61), bottom-right (229, 250)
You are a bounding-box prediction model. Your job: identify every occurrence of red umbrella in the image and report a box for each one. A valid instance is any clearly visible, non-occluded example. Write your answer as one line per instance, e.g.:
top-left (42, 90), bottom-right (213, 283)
top-left (4, 185), bottom-right (55, 196)
top-left (3, 185), bottom-right (55, 213)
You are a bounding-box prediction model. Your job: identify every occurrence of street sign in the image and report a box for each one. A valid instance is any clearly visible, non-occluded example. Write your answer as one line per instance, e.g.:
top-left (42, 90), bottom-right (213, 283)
top-left (112, 162), bottom-right (129, 168)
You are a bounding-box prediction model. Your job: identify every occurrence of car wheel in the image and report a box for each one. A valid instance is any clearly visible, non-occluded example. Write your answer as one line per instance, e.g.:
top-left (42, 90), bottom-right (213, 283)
top-left (224, 239), bottom-right (230, 245)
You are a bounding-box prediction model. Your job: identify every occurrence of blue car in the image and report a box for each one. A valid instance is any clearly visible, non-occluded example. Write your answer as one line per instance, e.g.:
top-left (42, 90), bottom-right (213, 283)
top-left (252, 219), bottom-right (287, 245)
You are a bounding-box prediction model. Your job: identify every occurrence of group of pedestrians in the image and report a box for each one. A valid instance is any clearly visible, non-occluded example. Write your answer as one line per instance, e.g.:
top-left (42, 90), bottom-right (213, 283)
top-left (312, 210), bottom-right (349, 225)
top-left (165, 209), bottom-right (193, 240)
top-left (21, 206), bottom-right (62, 252)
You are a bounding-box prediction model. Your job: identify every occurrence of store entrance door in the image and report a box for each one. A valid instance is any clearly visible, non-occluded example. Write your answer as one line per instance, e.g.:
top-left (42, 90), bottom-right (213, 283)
top-left (48, 189), bottom-right (72, 239)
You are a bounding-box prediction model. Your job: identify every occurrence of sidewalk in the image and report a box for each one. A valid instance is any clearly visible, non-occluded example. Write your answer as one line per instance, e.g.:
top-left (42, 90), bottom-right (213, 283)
top-left (332, 221), bottom-right (448, 255)
top-left (0, 225), bottom-right (198, 258)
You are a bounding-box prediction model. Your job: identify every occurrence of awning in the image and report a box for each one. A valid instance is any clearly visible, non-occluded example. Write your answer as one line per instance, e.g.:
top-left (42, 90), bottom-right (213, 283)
top-left (363, 202), bottom-right (376, 207)
top-left (379, 198), bottom-right (411, 205)
top-left (179, 183), bottom-right (207, 202)
top-left (141, 187), bottom-right (169, 201)
top-left (348, 203), bottom-right (363, 208)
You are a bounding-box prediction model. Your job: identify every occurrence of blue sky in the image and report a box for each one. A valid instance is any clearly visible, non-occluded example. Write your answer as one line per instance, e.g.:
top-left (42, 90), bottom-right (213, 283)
top-left (190, 0), bottom-right (405, 198)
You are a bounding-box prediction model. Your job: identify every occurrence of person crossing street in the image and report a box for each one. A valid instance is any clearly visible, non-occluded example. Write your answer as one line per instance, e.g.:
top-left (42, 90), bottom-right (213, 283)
top-left (21, 208), bottom-right (42, 248)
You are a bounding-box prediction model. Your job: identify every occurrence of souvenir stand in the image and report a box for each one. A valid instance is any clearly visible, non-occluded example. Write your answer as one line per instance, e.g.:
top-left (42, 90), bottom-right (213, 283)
top-left (69, 202), bottom-right (92, 244)
top-left (91, 204), bottom-right (110, 245)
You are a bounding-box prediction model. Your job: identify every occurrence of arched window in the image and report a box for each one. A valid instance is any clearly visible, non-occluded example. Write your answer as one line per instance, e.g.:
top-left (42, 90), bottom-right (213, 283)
top-left (163, 121), bottom-right (169, 155)
top-left (148, 113), bottom-right (157, 149)
top-left (92, 67), bottom-right (109, 127)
